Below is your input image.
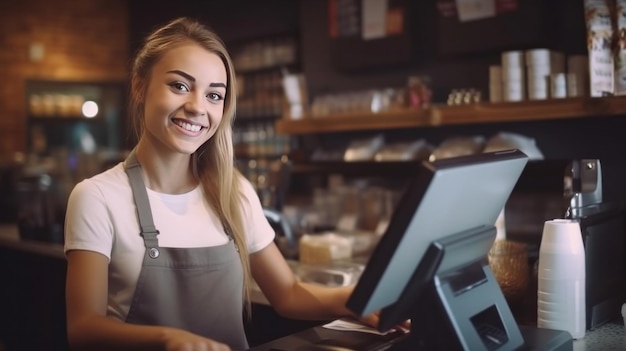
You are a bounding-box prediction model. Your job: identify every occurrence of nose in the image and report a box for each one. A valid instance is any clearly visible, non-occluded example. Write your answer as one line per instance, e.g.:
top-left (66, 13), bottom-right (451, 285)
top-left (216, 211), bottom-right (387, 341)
top-left (183, 92), bottom-right (206, 116)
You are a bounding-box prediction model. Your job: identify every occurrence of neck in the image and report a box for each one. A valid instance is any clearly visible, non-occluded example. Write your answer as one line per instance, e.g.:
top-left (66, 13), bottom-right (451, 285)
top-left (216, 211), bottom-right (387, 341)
top-left (134, 139), bottom-right (198, 194)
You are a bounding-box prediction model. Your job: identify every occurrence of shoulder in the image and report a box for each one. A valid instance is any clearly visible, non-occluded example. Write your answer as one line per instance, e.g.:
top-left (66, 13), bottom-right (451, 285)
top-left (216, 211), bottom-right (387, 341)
top-left (64, 163), bottom-right (131, 258)
top-left (71, 162), bottom-right (129, 194)
top-left (234, 173), bottom-right (275, 252)
top-left (88, 162), bottom-right (130, 189)
top-left (67, 163), bottom-right (132, 214)
top-left (236, 173), bottom-right (266, 215)
top-left (237, 174), bottom-right (258, 201)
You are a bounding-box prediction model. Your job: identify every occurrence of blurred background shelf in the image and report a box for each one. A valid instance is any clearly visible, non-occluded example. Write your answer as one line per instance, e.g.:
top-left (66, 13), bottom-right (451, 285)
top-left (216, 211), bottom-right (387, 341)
top-left (276, 109), bottom-right (429, 134)
top-left (432, 96), bottom-right (626, 125)
top-left (291, 160), bottom-right (421, 177)
top-left (291, 159), bottom-right (570, 193)
top-left (276, 96), bottom-right (626, 135)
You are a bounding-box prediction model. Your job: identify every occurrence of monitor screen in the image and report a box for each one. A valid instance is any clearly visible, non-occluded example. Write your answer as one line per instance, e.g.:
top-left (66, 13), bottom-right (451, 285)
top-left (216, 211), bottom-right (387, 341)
top-left (346, 149), bottom-right (529, 332)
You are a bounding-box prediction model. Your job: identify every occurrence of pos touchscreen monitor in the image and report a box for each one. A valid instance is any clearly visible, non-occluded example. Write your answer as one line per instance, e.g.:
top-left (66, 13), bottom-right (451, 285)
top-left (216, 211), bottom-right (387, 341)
top-left (346, 149), bottom-right (529, 351)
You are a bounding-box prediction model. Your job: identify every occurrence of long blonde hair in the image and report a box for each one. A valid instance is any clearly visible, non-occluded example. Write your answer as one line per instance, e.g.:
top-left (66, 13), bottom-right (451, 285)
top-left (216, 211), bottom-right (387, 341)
top-left (129, 17), bottom-right (252, 314)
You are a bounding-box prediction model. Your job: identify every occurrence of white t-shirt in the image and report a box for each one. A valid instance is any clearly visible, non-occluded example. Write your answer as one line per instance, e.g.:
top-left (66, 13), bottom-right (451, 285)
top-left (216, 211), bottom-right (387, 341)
top-left (64, 162), bottom-right (275, 321)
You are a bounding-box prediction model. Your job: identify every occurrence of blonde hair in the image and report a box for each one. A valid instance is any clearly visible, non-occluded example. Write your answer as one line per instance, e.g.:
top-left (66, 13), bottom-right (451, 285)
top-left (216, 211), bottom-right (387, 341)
top-left (129, 17), bottom-right (252, 314)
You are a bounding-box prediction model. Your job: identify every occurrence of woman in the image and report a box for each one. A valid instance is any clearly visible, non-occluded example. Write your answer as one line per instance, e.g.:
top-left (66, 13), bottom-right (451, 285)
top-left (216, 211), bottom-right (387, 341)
top-left (64, 17), bottom-right (376, 351)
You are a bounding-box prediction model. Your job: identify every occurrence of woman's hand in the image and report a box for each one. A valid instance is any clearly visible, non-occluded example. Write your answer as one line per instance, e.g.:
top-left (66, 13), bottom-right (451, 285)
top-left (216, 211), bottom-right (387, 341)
top-left (358, 311), bottom-right (381, 329)
top-left (161, 328), bottom-right (231, 351)
top-left (358, 311), bottom-right (411, 334)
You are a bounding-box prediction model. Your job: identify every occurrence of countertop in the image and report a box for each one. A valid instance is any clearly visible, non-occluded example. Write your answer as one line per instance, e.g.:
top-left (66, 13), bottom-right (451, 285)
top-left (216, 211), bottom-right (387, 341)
top-left (0, 224), bottom-right (64, 259)
top-left (0, 223), bottom-right (278, 306)
top-left (249, 319), bottom-right (626, 350)
top-left (0, 224), bottom-right (278, 306)
top-left (573, 321), bottom-right (625, 350)
top-left (1, 224), bottom-right (624, 350)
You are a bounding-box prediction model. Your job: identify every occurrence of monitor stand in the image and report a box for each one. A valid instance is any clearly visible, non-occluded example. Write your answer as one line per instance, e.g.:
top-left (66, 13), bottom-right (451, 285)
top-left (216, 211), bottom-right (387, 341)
top-left (388, 227), bottom-right (573, 351)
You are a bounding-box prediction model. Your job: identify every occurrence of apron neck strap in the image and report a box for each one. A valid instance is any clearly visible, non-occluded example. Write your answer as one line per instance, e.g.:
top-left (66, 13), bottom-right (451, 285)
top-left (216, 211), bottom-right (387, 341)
top-left (124, 149), bottom-right (159, 248)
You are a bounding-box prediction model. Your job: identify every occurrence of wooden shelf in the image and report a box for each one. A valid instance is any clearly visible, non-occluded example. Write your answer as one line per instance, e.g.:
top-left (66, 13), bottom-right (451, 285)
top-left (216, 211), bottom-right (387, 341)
top-left (276, 108), bottom-right (430, 134)
top-left (276, 96), bottom-right (626, 135)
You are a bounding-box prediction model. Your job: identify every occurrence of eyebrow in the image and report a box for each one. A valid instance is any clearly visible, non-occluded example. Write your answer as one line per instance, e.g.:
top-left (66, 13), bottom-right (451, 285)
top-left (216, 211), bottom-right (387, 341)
top-left (167, 70), bottom-right (227, 89)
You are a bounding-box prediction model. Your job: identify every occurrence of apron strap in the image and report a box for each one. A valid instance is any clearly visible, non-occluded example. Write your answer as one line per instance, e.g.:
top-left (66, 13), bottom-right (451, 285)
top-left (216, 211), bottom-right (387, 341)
top-left (124, 149), bottom-right (160, 251)
top-left (123, 149), bottom-right (238, 255)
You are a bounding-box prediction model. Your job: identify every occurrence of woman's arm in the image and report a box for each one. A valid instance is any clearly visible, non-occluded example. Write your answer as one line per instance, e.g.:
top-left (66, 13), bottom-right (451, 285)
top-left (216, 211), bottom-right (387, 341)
top-left (65, 250), bottom-right (230, 351)
top-left (250, 243), bottom-right (370, 322)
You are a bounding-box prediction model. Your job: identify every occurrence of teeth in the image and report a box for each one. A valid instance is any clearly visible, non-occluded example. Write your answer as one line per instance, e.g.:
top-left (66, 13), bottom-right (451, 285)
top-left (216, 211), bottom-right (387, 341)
top-left (175, 120), bottom-right (202, 132)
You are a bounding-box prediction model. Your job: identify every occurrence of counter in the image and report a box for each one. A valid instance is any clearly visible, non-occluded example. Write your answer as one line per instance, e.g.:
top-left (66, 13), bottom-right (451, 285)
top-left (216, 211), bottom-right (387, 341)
top-left (249, 320), bottom-right (625, 350)
top-left (0, 224), bottom-right (68, 351)
top-left (0, 224), bottom-right (624, 350)
top-left (575, 322), bottom-right (625, 350)
top-left (0, 224), bottom-right (64, 259)
top-left (0, 224), bottom-right (320, 348)
top-left (0, 224), bottom-right (268, 306)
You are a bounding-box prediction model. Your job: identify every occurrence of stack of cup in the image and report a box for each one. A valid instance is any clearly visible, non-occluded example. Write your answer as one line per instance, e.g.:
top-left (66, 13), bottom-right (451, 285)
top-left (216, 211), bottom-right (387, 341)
top-left (567, 55), bottom-right (589, 97)
top-left (526, 49), bottom-right (565, 101)
top-left (501, 51), bottom-right (525, 102)
top-left (537, 219), bottom-right (586, 340)
top-left (489, 65), bottom-right (503, 103)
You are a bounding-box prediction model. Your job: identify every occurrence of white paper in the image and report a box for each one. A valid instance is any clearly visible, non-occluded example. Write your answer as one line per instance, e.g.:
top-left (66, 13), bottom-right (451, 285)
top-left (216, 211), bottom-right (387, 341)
top-left (362, 0), bottom-right (387, 40)
top-left (323, 319), bottom-right (389, 335)
top-left (455, 0), bottom-right (496, 22)
top-left (324, 318), bottom-right (410, 336)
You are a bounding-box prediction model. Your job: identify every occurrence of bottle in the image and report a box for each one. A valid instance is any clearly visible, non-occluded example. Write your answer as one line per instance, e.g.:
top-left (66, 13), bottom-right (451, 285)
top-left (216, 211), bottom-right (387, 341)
top-left (537, 219), bottom-right (586, 339)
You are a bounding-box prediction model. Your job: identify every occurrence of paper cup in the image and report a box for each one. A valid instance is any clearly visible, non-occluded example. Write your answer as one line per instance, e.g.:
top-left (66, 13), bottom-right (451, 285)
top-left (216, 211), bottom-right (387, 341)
top-left (539, 219), bottom-right (585, 279)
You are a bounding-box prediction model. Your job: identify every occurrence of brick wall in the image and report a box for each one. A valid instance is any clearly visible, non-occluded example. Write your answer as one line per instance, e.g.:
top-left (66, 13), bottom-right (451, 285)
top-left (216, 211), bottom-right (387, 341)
top-left (0, 0), bottom-right (129, 158)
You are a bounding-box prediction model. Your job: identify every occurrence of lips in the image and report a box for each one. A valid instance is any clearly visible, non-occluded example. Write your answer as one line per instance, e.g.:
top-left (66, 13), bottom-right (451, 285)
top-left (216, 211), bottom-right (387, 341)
top-left (171, 118), bottom-right (207, 133)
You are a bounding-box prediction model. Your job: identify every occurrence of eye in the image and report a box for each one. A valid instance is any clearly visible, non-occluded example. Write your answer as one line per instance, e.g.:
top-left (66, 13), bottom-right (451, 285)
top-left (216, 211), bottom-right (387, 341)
top-left (169, 82), bottom-right (189, 93)
top-left (207, 92), bottom-right (224, 102)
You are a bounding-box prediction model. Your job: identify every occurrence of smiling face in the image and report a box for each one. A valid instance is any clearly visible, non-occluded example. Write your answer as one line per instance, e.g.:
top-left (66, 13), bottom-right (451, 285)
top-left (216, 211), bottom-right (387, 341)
top-left (141, 42), bottom-right (228, 155)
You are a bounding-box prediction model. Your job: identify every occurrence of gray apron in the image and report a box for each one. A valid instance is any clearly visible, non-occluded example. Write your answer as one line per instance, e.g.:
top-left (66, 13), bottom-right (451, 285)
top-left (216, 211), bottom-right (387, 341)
top-left (123, 150), bottom-right (248, 350)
